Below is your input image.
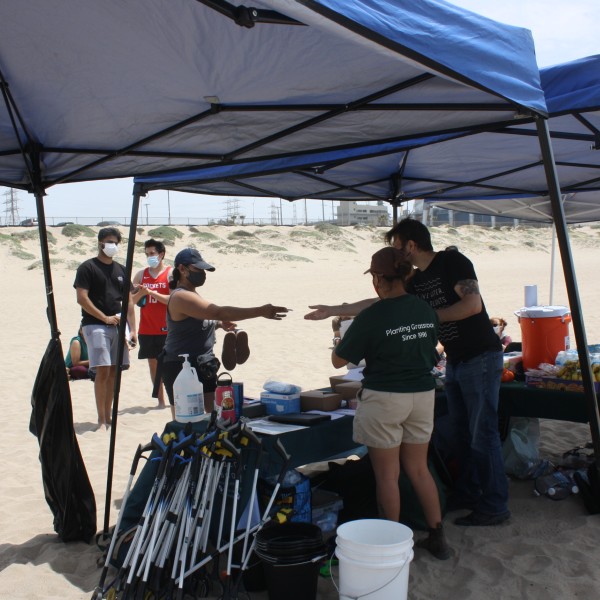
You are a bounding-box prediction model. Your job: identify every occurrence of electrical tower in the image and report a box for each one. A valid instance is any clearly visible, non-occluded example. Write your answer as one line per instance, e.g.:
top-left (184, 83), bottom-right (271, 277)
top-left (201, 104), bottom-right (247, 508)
top-left (224, 197), bottom-right (240, 223)
top-left (3, 188), bottom-right (21, 226)
top-left (270, 201), bottom-right (279, 225)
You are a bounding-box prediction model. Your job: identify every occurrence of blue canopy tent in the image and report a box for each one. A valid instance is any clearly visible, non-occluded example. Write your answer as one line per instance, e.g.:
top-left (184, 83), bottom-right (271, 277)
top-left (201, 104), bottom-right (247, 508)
top-left (134, 54), bottom-right (600, 502)
top-left (1, 0), bottom-right (581, 533)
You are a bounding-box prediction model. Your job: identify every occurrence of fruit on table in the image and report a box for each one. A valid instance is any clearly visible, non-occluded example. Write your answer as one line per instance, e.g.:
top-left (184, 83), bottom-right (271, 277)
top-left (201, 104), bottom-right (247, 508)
top-left (501, 369), bottom-right (515, 382)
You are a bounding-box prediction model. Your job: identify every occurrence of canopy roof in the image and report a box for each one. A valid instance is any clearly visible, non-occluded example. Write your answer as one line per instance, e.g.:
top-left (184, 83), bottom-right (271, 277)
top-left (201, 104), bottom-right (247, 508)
top-left (0, 0), bottom-right (544, 192)
top-left (135, 55), bottom-right (600, 224)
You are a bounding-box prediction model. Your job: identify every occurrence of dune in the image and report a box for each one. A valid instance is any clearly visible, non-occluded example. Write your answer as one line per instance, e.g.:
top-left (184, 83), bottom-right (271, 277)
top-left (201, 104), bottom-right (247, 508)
top-left (0, 222), bottom-right (599, 599)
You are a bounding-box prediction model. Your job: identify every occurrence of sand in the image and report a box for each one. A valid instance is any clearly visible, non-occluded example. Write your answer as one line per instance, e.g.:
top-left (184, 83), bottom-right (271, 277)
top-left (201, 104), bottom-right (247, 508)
top-left (1, 222), bottom-right (599, 599)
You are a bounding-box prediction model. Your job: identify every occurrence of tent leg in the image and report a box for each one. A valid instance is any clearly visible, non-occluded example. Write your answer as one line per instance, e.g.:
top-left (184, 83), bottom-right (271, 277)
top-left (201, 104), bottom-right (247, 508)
top-left (33, 188), bottom-right (60, 340)
top-left (103, 184), bottom-right (142, 534)
top-left (535, 117), bottom-right (600, 471)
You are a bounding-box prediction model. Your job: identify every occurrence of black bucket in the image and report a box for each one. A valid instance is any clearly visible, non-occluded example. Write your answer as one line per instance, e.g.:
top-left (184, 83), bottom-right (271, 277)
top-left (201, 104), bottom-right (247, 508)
top-left (255, 523), bottom-right (326, 600)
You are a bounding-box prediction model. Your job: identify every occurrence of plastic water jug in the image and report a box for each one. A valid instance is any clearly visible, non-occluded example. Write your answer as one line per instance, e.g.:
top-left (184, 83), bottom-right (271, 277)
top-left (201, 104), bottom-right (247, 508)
top-left (173, 354), bottom-right (204, 423)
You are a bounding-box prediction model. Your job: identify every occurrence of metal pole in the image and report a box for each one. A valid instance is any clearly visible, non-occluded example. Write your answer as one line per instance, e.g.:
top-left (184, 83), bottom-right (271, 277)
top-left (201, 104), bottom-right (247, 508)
top-left (549, 223), bottom-right (556, 305)
top-left (168, 190), bottom-right (171, 225)
top-left (104, 184), bottom-right (141, 533)
top-left (145, 203), bottom-right (149, 225)
top-left (535, 116), bottom-right (600, 469)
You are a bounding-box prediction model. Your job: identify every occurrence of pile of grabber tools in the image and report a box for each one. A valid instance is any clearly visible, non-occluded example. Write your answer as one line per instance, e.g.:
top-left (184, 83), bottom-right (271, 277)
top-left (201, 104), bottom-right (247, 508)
top-left (92, 414), bottom-right (292, 600)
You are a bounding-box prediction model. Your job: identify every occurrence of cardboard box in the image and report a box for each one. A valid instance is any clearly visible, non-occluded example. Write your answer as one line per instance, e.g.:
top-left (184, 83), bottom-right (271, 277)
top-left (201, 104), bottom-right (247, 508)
top-left (300, 390), bottom-right (342, 412)
top-left (335, 381), bottom-right (362, 400)
top-left (260, 392), bottom-right (301, 415)
top-left (329, 375), bottom-right (351, 391)
top-left (525, 374), bottom-right (600, 393)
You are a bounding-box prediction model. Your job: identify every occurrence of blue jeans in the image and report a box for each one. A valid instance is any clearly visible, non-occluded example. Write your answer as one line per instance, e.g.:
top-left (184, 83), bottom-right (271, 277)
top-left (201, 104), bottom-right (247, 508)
top-left (444, 350), bottom-right (508, 515)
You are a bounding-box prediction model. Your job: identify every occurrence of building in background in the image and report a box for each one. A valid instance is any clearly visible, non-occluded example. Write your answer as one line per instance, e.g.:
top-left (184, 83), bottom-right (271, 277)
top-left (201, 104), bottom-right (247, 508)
top-left (401, 199), bottom-right (519, 227)
top-left (336, 200), bottom-right (390, 226)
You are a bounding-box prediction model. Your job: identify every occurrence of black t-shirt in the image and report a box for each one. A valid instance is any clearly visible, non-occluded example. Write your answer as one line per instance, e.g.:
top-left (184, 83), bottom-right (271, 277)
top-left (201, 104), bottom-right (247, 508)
top-left (74, 258), bottom-right (130, 326)
top-left (408, 251), bottom-right (501, 363)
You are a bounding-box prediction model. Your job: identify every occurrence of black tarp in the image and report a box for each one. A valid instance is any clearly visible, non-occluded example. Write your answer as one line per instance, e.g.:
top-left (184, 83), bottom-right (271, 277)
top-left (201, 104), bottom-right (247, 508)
top-left (29, 338), bottom-right (96, 543)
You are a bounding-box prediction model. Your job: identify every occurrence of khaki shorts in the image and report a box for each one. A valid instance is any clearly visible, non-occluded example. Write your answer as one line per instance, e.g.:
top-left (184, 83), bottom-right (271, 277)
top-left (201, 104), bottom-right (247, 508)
top-left (83, 324), bottom-right (130, 368)
top-left (353, 388), bottom-right (434, 449)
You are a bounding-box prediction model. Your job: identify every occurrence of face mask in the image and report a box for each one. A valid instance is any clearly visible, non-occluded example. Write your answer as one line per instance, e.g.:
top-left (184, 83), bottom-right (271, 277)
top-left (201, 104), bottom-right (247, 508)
top-left (147, 255), bottom-right (160, 268)
top-left (102, 242), bottom-right (118, 258)
top-left (493, 326), bottom-right (501, 335)
top-left (186, 268), bottom-right (206, 287)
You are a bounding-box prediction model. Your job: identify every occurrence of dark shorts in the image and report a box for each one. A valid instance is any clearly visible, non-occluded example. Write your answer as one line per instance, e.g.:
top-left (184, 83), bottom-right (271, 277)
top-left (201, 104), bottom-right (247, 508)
top-left (161, 360), bottom-right (218, 405)
top-left (138, 334), bottom-right (167, 360)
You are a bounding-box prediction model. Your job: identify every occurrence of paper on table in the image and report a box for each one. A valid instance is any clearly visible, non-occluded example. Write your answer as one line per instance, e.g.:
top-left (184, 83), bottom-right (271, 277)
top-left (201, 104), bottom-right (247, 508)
top-left (335, 408), bottom-right (356, 416)
top-left (342, 367), bottom-right (364, 381)
top-left (247, 419), bottom-right (308, 435)
top-left (305, 410), bottom-right (345, 420)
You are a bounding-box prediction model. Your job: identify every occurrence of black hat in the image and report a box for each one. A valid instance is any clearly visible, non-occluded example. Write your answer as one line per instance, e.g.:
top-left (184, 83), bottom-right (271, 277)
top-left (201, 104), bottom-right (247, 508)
top-left (174, 248), bottom-right (215, 271)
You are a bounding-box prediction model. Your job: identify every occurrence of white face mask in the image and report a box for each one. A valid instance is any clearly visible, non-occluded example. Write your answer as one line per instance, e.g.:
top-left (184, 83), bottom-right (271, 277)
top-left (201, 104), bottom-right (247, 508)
top-left (493, 325), bottom-right (501, 335)
top-left (102, 242), bottom-right (118, 258)
top-left (147, 255), bottom-right (160, 268)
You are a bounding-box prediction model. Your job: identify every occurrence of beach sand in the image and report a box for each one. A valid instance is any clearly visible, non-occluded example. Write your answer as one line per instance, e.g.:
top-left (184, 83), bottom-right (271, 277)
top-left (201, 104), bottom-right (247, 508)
top-left (1, 223), bottom-right (599, 599)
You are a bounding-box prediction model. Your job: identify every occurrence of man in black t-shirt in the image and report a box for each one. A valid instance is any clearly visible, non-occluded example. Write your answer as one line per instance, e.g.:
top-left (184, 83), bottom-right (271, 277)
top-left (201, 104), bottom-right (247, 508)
top-left (74, 227), bottom-right (137, 428)
top-left (385, 220), bottom-right (507, 527)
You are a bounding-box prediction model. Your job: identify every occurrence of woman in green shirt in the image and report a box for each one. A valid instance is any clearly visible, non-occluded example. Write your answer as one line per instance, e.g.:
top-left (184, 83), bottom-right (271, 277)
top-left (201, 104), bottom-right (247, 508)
top-left (332, 247), bottom-right (450, 560)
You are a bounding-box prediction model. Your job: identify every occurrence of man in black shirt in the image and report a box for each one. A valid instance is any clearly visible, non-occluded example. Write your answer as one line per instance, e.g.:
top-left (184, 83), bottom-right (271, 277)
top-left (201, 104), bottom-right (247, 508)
top-left (74, 227), bottom-right (137, 428)
top-left (386, 219), bottom-right (508, 526)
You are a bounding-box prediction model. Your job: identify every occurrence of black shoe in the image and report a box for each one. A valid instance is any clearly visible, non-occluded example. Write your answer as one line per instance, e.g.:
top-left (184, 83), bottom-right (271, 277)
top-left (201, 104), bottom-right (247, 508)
top-left (445, 495), bottom-right (479, 513)
top-left (454, 510), bottom-right (510, 527)
top-left (235, 329), bottom-right (250, 365)
top-left (416, 524), bottom-right (452, 560)
top-left (221, 331), bottom-right (237, 371)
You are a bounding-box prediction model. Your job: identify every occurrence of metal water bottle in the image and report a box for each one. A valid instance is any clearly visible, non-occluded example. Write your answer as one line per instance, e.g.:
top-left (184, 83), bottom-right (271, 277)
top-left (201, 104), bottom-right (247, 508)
top-left (215, 372), bottom-right (236, 423)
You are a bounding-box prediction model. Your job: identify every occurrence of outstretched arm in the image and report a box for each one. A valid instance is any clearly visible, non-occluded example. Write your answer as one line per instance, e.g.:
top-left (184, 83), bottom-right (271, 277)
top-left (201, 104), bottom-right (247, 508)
top-left (170, 290), bottom-right (289, 322)
top-left (304, 298), bottom-right (377, 320)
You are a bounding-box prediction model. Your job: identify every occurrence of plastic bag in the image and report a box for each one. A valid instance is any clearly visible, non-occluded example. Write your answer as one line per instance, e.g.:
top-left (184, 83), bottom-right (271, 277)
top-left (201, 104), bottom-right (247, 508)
top-left (262, 379), bottom-right (301, 395)
top-left (502, 417), bottom-right (547, 479)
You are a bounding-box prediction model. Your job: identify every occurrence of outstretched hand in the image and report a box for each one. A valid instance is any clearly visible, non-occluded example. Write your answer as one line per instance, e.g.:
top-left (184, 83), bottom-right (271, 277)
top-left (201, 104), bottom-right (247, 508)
top-left (304, 305), bottom-right (333, 320)
top-left (262, 305), bottom-right (290, 320)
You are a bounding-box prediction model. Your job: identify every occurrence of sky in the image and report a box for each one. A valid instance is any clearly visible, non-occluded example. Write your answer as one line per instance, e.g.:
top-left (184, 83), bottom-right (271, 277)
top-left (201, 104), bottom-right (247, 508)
top-left (4, 0), bottom-right (600, 226)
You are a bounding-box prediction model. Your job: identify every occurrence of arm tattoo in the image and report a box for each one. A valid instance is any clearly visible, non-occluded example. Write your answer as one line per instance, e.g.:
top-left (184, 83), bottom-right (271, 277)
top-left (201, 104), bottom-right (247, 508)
top-left (457, 279), bottom-right (480, 296)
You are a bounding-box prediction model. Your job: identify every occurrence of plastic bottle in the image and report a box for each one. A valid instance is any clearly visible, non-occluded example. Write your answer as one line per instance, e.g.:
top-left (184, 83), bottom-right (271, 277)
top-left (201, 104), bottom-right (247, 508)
top-left (173, 354), bottom-right (204, 423)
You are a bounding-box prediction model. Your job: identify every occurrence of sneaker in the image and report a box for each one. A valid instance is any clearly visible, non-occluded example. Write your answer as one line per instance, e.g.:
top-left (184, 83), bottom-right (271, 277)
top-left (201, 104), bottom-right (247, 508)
top-left (235, 329), bottom-right (250, 365)
top-left (221, 331), bottom-right (237, 371)
top-left (454, 510), bottom-right (511, 527)
top-left (416, 524), bottom-right (452, 560)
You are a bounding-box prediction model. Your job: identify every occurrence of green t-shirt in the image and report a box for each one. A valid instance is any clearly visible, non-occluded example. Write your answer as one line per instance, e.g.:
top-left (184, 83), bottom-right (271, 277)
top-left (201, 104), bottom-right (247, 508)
top-left (335, 294), bottom-right (438, 392)
top-left (65, 335), bottom-right (88, 369)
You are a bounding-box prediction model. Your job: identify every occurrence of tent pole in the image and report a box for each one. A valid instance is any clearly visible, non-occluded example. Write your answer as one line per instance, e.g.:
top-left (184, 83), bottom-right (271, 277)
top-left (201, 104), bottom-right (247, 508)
top-left (535, 117), bottom-right (600, 469)
top-left (32, 185), bottom-right (60, 340)
top-left (549, 223), bottom-right (556, 305)
top-left (103, 183), bottom-right (142, 534)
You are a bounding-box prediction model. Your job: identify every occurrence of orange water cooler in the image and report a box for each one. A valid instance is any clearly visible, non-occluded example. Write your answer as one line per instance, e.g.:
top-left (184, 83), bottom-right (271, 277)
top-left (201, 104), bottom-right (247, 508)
top-left (515, 306), bottom-right (571, 371)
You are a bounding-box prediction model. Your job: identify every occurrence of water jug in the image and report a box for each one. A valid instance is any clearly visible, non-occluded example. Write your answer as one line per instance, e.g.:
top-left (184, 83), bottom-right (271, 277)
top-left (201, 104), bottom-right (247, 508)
top-left (215, 372), bottom-right (236, 423)
top-left (173, 354), bottom-right (204, 423)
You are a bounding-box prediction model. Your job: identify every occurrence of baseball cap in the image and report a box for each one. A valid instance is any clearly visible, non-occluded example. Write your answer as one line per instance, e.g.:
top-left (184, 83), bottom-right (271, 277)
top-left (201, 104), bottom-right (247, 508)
top-left (174, 248), bottom-right (215, 271)
top-left (364, 247), bottom-right (406, 277)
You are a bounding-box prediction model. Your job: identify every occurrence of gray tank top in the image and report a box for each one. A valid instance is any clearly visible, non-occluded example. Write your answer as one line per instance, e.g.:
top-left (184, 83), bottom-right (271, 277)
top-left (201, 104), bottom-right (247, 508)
top-left (163, 289), bottom-right (216, 362)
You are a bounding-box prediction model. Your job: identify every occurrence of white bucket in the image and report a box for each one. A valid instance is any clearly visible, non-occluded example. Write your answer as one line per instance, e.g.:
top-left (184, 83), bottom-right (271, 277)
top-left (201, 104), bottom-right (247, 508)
top-left (335, 519), bottom-right (413, 600)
